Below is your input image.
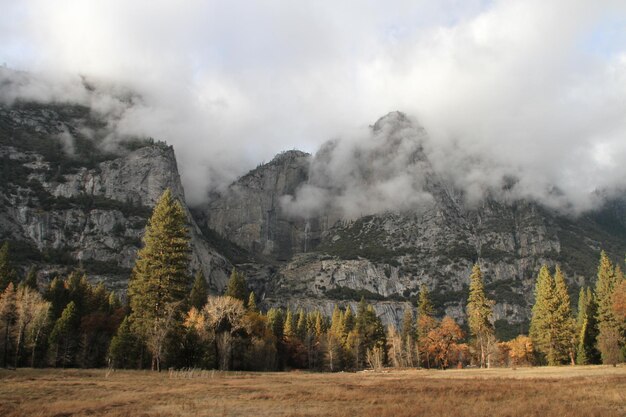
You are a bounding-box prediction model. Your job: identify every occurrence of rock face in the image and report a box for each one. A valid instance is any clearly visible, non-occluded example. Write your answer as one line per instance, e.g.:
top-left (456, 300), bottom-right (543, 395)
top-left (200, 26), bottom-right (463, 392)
top-left (0, 102), bottom-right (230, 291)
top-left (201, 112), bottom-right (626, 329)
top-left (205, 150), bottom-right (312, 260)
top-left (2, 101), bottom-right (626, 331)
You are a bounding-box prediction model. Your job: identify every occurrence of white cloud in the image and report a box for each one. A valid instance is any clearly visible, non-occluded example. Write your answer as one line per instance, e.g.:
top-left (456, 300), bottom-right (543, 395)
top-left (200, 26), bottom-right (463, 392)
top-left (0, 0), bottom-right (625, 211)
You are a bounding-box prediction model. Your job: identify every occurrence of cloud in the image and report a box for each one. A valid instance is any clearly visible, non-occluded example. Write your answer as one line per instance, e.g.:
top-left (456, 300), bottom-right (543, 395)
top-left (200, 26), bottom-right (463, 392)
top-left (0, 0), bottom-right (625, 211)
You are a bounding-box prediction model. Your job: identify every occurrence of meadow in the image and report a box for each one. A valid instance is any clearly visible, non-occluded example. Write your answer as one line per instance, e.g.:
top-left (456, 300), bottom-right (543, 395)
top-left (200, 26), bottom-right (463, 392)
top-left (0, 366), bottom-right (624, 417)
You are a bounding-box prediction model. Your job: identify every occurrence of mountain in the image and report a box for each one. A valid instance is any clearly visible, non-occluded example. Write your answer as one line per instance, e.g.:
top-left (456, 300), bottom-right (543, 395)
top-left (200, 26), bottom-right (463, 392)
top-left (0, 101), bottom-right (230, 292)
top-left (199, 112), bottom-right (626, 334)
top-left (2, 100), bottom-right (625, 336)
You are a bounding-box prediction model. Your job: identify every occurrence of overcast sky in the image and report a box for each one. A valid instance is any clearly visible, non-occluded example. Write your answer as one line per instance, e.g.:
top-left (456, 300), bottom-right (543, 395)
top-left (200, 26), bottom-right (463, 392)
top-left (1, 0), bottom-right (626, 211)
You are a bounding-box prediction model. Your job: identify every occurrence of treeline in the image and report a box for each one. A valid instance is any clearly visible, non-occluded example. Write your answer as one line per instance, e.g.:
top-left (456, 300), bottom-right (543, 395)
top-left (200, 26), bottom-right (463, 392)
top-left (0, 189), bottom-right (625, 371)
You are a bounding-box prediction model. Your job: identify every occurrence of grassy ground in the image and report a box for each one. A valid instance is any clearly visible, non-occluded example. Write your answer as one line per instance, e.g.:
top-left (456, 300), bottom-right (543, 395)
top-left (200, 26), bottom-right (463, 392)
top-left (0, 366), bottom-right (625, 417)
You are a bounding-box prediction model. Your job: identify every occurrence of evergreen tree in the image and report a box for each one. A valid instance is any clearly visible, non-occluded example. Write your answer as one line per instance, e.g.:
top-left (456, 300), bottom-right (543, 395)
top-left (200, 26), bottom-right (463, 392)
top-left (0, 283), bottom-right (17, 367)
top-left (296, 308), bottom-right (307, 341)
top-left (108, 316), bottom-right (141, 369)
top-left (0, 243), bottom-right (17, 291)
top-left (416, 285), bottom-right (436, 368)
top-left (127, 189), bottom-right (191, 371)
top-left (23, 267), bottom-right (38, 291)
top-left (553, 266), bottom-right (576, 365)
top-left (189, 271), bottom-right (208, 311)
top-left (466, 264), bottom-right (495, 368)
top-left (247, 292), bottom-right (258, 313)
top-left (576, 287), bottom-right (600, 364)
top-left (594, 251), bottom-right (622, 364)
top-left (401, 308), bottom-right (414, 343)
top-left (530, 265), bottom-right (573, 365)
top-left (284, 309), bottom-right (296, 339)
top-left (49, 301), bottom-right (80, 368)
top-left (225, 268), bottom-right (249, 305)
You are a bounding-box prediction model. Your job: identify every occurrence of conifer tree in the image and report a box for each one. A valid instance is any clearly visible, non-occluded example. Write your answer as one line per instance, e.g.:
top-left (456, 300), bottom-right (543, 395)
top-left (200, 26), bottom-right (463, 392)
top-left (225, 268), bottom-right (249, 305)
top-left (23, 267), bottom-right (38, 291)
top-left (284, 309), bottom-right (296, 339)
top-left (0, 243), bottom-right (17, 291)
top-left (189, 271), bottom-right (208, 311)
top-left (127, 189), bottom-right (191, 371)
top-left (0, 283), bottom-right (17, 367)
top-left (247, 292), bottom-right (258, 313)
top-left (466, 264), bottom-right (495, 368)
top-left (553, 266), bottom-right (576, 365)
top-left (416, 285), bottom-right (436, 368)
top-left (576, 287), bottom-right (599, 364)
top-left (594, 251), bottom-right (622, 364)
top-left (296, 308), bottom-right (307, 341)
top-left (108, 316), bottom-right (141, 369)
top-left (530, 265), bottom-right (574, 365)
top-left (49, 301), bottom-right (79, 368)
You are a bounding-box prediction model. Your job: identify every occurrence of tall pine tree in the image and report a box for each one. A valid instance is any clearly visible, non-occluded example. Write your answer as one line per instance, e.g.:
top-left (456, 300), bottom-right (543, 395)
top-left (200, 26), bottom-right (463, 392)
top-left (466, 264), bottom-right (495, 368)
top-left (594, 251), bottom-right (622, 364)
top-left (127, 189), bottom-right (191, 371)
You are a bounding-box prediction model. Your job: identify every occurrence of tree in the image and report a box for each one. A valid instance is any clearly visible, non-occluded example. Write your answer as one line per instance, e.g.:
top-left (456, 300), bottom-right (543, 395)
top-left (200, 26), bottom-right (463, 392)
top-left (416, 286), bottom-right (436, 368)
top-left (189, 271), bottom-right (208, 311)
top-left (0, 283), bottom-right (17, 367)
top-left (108, 317), bottom-right (141, 369)
top-left (23, 267), bottom-right (38, 291)
top-left (127, 188), bottom-right (191, 371)
top-left (0, 243), bottom-right (17, 291)
top-left (576, 287), bottom-right (600, 364)
top-left (594, 251), bottom-right (622, 364)
top-left (247, 292), bottom-right (258, 313)
top-left (202, 296), bottom-right (248, 370)
top-left (225, 268), bottom-right (248, 305)
top-left (425, 316), bottom-right (464, 369)
top-left (530, 265), bottom-right (575, 365)
top-left (13, 286), bottom-right (48, 368)
top-left (49, 301), bottom-right (80, 368)
top-left (466, 264), bottom-right (495, 368)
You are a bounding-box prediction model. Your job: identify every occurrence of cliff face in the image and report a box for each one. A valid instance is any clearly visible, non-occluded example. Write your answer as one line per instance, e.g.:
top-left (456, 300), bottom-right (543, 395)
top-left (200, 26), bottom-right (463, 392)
top-left (0, 102), bottom-right (230, 291)
top-left (201, 113), bottom-right (626, 329)
top-left (3, 100), bottom-right (626, 330)
top-left (205, 150), bottom-right (312, 260)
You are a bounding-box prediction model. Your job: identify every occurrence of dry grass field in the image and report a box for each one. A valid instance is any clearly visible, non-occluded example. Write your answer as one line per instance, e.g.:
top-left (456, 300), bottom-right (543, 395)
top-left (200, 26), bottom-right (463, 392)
top-left (1, 366), bottom-right (625, 417)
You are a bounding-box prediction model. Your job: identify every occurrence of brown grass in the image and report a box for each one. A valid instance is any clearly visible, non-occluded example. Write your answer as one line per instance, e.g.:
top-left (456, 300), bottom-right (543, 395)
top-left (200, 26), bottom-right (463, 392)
top-left (0, 366), bottom-right (625, 417)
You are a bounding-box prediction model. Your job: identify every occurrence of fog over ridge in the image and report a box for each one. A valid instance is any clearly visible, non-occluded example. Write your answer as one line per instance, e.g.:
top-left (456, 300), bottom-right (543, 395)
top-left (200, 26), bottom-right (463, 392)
top-left (1, 0), bottom-right (626, 212)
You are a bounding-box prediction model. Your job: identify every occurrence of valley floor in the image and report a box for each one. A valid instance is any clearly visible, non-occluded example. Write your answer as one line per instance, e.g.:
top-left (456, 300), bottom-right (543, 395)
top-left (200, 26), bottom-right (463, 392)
top-left (0, 366), bottom-right (625, 417)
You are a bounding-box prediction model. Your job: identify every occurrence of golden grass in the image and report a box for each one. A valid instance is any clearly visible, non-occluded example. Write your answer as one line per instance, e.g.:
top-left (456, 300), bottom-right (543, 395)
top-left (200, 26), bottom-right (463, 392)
top-left (0, 366), bottom-right (625, 417)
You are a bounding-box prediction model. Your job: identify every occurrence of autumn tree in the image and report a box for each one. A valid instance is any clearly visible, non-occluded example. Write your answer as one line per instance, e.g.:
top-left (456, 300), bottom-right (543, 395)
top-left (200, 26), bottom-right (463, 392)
top-left (127, 188), bottom-right (191, 371)
top-left (425, 316), bottom-right (464, 369)
top-left (466, 264), bottom-right (495, 368)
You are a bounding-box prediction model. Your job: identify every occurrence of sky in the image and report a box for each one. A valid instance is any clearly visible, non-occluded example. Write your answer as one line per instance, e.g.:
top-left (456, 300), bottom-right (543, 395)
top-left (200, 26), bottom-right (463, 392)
top-left (1, 0), bottom-right (626, 213)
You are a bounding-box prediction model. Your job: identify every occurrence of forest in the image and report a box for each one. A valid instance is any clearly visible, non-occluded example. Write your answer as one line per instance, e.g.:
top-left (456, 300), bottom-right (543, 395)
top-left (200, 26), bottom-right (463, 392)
top-left (0, 189), bottom-right (625, 372)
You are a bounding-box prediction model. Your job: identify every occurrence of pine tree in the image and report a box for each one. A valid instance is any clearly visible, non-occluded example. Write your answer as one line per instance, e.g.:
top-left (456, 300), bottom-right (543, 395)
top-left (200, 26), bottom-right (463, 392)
top-left (0, 243), bottom-right (17, 291)
top-left (296, 309), bottom-right (307, 341)
top-left (416, 285), bottom-right (436, 368)
top-left (530, 265), bottom-right (574, 365)
top-left (189, 271), bottom-right (208, 311)
top-left (576, 287), bottom-right (599, 364)
top-left (466, 264), bottom-right (495, 368)
top-left (247, 292), bottom-right (258, 313)
top-left (417, 285), bottom-right (434, 318)
top-left (225, 268), bottom-right (249, 305)
top-left (49, 301), bottom-right (80, 368)
top-left (553, 266), bottom-right (576, 365)
top-left (594, 251), bottom-right (622, 364)
top-left (127, 189), bottom-right (191, 371)
top-left (0, 283), bottom-right (17, 367)
top-left (23, 267), bottom-right (38, 291)
top-left (284, 309), bottom-right (296, 339)
top-left (108, 316), bottom-right (140, 369)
